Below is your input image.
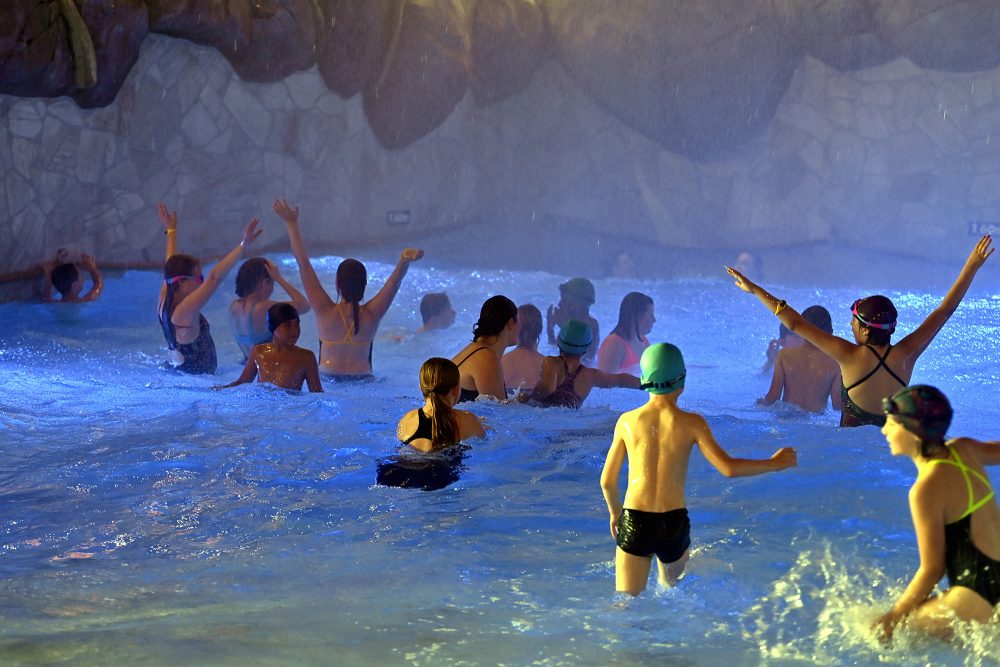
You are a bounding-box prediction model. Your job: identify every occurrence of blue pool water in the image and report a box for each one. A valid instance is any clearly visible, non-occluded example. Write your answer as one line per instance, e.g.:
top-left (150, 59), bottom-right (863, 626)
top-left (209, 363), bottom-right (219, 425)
top-left (1, 255), bottom-right (998, 665)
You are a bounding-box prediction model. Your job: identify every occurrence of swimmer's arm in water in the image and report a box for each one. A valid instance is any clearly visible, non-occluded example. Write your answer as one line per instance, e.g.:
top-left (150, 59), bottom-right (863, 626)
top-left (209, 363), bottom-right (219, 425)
top-left (873, 480), bottom-right (946, 643)
top-left (757, 351), bottom-right (785, 406)
top-left (303, 351), bottom-right (323, 393)
top-left (172, 218), bottom-right (260, 328)
top-left (898, 234), bottom-right (994, 361)
top-left (600, 419), bottom-right (629, 539)
top-left (589, 368), bottom-right (641, 390)
top-left (273, 198), bottom-right (337, 317)
top-left (365, 248), bottom-right (424, 321)
top-left (265, 259), bottom-right (310, 316)
top-left (214, 353), bottom-right (260, 390)
top-left (78, 254), bottom-right (103, 302)
top-left (692, 413), bottom-right (797, 477)
top-left (726, 267), bottom-right (855, 364)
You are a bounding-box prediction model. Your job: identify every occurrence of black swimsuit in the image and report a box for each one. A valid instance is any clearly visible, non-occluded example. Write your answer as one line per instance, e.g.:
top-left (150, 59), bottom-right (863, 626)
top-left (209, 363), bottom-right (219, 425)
top-left (164, 313), bottom-right (218, 375)
top-left (402, 409), bottom-right (434, 445)
top-left (839, 345), bottom-right (905, 427)
top-left (455, 346), bottom-right (506, 403)
top-left (540, 360), bottom-right (584, 409)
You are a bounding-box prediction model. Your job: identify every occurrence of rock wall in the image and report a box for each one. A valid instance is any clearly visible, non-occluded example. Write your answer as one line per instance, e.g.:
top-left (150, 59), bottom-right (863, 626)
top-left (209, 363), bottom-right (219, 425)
top-left (3, 30), bottom-right (1000, 297)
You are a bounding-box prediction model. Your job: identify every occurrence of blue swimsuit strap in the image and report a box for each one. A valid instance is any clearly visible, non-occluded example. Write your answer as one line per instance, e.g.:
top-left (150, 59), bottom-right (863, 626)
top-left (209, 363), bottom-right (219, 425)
top-left (927, 448), bottom-right (996, 520)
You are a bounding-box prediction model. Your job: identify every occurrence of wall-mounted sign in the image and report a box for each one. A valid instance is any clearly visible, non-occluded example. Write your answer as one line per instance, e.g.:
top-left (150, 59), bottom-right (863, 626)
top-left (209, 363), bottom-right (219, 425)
top-left (387, 210), bottom-right (411, 225)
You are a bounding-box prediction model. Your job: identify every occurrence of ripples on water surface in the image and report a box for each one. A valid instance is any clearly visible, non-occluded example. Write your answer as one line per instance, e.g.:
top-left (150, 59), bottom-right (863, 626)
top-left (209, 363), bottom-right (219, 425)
top-left (1, 256), bottom-right (999, 665)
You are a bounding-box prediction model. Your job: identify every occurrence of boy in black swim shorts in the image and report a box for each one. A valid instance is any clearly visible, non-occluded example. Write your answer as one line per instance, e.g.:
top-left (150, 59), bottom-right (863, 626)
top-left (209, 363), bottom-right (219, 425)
top-left (600, 343), bottom-right (797, 595)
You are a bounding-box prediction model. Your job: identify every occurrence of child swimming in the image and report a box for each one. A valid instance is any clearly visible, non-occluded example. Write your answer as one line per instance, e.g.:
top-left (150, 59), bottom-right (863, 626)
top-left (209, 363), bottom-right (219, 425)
top-left (216, 303), bottom-right (322, 392)
top-left (600, 343), bottom-right (797, 595)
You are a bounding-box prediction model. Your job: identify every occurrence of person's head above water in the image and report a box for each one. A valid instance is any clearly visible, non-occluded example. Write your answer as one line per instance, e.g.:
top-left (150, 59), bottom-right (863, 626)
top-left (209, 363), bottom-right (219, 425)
top-left (640, 343), bottom-right (686, 395)
top-left (472, 295), bottom-right (518, 341)
top-left (612, 292), bottom-right (654, 340)
top-left (558, 320), bottom-right (593, 357)
top-left (559, 278), bottom-right (596, 309)
top-left (852, 295), bottom-right (896, 345)
top-left (419, 292), bottom-right (454, 329)
top-left (882, 384), bottom-right (953, 456)
top-left (336, 258), bottom-right (367, 335)
top-left (267, 302), bottom-right (299, 333)
top-left (235, 257), bottom-right (271, 298)
top-left (802, 305), bottom-right (833, 335)
top-left (50, 262), bottom-right (79, 296)
top-left (418, 357), bottom-right (462, 448)
top-left (516, 304), bottom-right (542, 348)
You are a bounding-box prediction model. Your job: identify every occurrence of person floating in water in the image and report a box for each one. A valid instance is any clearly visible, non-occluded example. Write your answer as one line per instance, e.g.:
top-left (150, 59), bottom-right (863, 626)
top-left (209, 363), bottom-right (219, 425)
top-left (452, 295), bottom-right (520, 403)
top-left (229, 257), bottom-right (310, 361)
top-left (873, 385), bottom-right (1000, 643)
top-left (547, 277), bottom-right (600, 363)
top-left (522, 319), bottom-right (640, 409)
top-left (727, 234), bottom-right (994, 427)
top-left (598, 292), bottom-right (654, 375)
top-left (274, 198), bottom-right (423, 380)
top-left (416, 292), bottom-right (456, 333)
top-left (157, 203), bottom-right (261, 375)
top-left (41, 249), bottom-right (103, 303)
top-left (501, 303), bottom-right (544, 393)
top-left (397, 357), bottom-right (485, 452)
top-left (757, 305), bottom-right (842, 414)
top-left (600, 343), bottom-right (797, 596)
top-left (216, 303), bottom-right (322, 392)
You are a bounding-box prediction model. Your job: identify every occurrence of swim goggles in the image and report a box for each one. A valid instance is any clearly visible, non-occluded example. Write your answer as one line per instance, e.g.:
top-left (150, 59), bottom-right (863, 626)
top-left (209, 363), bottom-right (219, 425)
top-left (851, 299), bottom-right (895, 330)
top-left (165, 273), bottom-right (204, 286)
top-left (640, 371), bottom-right (686, 392)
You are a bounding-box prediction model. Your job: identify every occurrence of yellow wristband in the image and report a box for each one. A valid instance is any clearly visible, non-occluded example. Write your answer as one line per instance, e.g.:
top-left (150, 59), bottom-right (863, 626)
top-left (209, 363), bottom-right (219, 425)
top-left (164, 229), bottom-right (176, 235)
top-left (774, 299), bottom-right (787, 316)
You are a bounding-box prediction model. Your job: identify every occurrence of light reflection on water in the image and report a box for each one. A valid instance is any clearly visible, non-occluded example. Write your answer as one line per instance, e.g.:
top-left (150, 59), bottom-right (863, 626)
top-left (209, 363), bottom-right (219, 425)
top-left (1, 256), bottom-right (998, 665)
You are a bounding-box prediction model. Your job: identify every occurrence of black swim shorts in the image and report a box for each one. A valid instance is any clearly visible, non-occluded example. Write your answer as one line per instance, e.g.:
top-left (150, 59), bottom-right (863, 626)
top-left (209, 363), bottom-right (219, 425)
top-left (615, 507), bottom-right (691, 564)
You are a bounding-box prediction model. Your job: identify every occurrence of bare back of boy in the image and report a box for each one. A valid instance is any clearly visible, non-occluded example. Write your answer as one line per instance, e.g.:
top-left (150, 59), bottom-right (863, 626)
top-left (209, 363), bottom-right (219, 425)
top-left (769, 344), bottom-right (841, 413)
top-left (246, 343), bottom-right (322, 392)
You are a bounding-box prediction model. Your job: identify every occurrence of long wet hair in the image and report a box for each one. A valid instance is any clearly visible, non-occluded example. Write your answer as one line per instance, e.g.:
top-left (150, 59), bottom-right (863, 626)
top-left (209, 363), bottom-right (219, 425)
top-left (336, 258), bottom-right (367, 335)
top-left (420, 357), bottom-right (461, 449)
top-left (472, 295), bottom-right (517, 341)
top-left (611, 292), bottom-right (653, 340)
top-left (235, 257), bottom-right (269, 298)
top-left (160, 253), bottom-right (201, 349)
top-left (516, 304), bottom-right (542, 348)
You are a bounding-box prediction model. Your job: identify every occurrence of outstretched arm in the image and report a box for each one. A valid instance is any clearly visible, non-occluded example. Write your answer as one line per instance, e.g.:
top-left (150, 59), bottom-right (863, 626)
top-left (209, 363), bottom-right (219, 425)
top-left (600, 420), bottom-right (628, 539)
top-left (78, 254), bottom-right (103, 302)
top-left (899, 235), bottom-right (993, 359)
top-left (273, 199), bottom-right (335, 317)
top-left (727, 266), bottom-right (855, 364)
top-left (172, 218), bottom-right (260, 327)
top-left (365, 248), bottom-right (424, 321)
top-left (590, 369), bottom-right (641, 390)
top-left (693, 414), bottom-right (796, 477)
top-left (158, 204), bottom-right (178, 304)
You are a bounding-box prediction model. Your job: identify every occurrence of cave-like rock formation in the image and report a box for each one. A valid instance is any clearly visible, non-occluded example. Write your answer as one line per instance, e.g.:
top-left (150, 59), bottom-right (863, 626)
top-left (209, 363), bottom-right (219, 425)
top-left (4, 0), bottom-right (1000, 157)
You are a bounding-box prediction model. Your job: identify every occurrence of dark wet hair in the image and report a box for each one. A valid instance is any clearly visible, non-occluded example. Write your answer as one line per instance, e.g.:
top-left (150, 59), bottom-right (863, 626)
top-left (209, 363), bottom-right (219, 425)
top-left (472, 295), bottom-right (517, 341)
top-left (802, 305), bottom-right (833, 334)
top-left (420, 292), bottom-right (451, 324)
top-left (235, 257), bottom-right (269, 298)
top-left (267, 303), bottom-right (299, 333)
top-left (336, 258), bottom-right (367, 335)
top-left (853, 295), bottom-right (896, 346)
top-left (419, 357), bottom-right (461, 449)
top-left (159, 254), bottom-right (201, 349)
top-left (514, 304), bottom-right (541, 348)
top-left (51, 263), bottom-right (79, 296)
top-left (611, 292), bottom-right (654, 340)
top-left (883, 385), bottom-right (953, 457)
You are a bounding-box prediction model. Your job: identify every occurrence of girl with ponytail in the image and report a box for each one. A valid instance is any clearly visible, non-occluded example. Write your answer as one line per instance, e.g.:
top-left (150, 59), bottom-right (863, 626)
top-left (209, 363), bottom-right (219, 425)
top-left (397, 358), bottom-right (485, 452)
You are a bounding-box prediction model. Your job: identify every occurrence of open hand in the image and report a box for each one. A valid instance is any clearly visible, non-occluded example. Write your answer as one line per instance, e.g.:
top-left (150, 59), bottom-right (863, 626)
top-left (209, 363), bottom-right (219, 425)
top-left (242, 218), bottom-right (262, 249)
top-left (272, 198), bottom-right (299, 225)
top-left (79, 253), bottom-right (97, 270)
top-left (400, 248), bottom-right (424, 262)
top-left (965, 234), bottom-right (995, 273)
top-left (871, 611), bottom-right (899, 645)
top-left (157, 204), bottom-right (178, 232)
top-left (725, 266), bottom-right (754, 293)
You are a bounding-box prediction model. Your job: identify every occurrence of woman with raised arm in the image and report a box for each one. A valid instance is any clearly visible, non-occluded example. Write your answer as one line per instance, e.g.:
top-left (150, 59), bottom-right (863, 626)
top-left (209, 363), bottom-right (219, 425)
top-left (229, 257), bottom-right (311, 361)
top-left (273, 198), bottom-right (423, 379)
top-left (874, 385), bottom-right (1000, 642)
top-left (727, 235), bottom-right (993, 427)
top-left (157, 203), bottom-right (261, 375)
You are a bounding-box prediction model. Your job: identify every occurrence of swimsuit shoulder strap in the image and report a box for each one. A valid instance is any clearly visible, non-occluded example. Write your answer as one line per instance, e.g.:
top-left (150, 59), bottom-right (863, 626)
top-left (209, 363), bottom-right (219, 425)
top-left (337, 304), bottom-right (354, 342)
top-left (843, 345), bottom-right (905, 392)
top-left (927, 448), bottom-right (996, 519)
top-left (456, 346), bottom-right (490, 367)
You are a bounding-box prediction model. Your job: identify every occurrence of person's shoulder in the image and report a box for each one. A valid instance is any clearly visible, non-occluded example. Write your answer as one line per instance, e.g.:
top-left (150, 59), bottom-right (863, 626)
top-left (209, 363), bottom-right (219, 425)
top-left (396, 409), bottom-right (418, 440)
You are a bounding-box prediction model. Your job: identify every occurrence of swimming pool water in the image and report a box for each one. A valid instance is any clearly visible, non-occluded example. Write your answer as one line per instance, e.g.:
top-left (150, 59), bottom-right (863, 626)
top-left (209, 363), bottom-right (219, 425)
top-left (1, 255), bottom-right (998, 666)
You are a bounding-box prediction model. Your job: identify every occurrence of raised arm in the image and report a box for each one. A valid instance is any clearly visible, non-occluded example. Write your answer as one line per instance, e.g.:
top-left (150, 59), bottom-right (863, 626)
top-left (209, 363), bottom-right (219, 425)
top-left (365, 248), bottom-right (424, 321)
top-left (158, 204), bottom-right (178, 303)
top-left (898, 235), bottom-right (993, 359)
top-left (172, 218), bottom-right (260, 327)
top-left (600, 419), bottom-right (628, 538)
top-left (692, 414), bottom-right (796, 477)
top-left (757, 354), bottom-right (785, 406)
top-left (273, 199), bottom-right (336, 316)
top-left (873, 481), bottom-right (946, 642)
top-left (78, 254), bottom-right (103, 302)
top-left (727, 266), bottom-right (855, 364)
top-left (265, 259), bottom-right (311, 315)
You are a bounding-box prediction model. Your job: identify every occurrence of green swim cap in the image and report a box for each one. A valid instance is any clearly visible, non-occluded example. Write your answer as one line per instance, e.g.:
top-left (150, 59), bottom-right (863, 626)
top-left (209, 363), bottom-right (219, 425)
top-left (558, 319), bottom-right (593, 355)
top-left (640, 343), bottom-right (686, 394)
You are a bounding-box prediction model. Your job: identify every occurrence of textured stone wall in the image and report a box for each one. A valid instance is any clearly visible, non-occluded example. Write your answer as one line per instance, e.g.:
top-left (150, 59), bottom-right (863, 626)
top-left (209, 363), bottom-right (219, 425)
top-left (3, 33), bottom-right (1000, 297)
